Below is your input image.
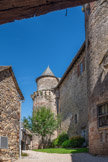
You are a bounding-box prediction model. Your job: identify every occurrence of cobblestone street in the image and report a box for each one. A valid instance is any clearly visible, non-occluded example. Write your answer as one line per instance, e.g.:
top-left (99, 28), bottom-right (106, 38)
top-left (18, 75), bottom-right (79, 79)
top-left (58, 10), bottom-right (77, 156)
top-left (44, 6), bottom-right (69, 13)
top-left (16, 151), bottom-right (108, 162)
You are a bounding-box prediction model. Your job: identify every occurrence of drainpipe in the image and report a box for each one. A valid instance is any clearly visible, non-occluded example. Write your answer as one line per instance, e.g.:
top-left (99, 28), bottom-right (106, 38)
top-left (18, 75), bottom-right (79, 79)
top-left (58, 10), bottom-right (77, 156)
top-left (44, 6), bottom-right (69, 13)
top-left (19, 100), bottom-right (22, 158)
top-left (19, 100), bottom-right (24, 158)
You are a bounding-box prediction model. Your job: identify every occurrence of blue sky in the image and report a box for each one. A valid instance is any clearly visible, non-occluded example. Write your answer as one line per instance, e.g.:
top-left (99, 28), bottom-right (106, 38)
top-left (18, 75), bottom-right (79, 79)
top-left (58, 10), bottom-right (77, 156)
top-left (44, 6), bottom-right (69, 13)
top-left (0, 6), bottom-right (85, 119)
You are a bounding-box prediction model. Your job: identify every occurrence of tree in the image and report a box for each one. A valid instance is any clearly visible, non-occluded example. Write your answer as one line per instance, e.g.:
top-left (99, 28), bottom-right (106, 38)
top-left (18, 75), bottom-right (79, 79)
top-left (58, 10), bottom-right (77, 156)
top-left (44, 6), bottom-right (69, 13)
top-left (23, 106), bottom-right (60, 147)
top-left (23, 116), bottom-right (32, 130)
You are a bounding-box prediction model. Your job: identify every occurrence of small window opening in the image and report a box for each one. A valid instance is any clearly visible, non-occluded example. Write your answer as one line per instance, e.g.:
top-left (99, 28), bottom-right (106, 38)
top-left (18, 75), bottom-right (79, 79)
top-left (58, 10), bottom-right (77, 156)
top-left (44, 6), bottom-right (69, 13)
top-left (98, 103), bottom-right (108, 128)
top-left (75, 114), bottom-right (78, 124)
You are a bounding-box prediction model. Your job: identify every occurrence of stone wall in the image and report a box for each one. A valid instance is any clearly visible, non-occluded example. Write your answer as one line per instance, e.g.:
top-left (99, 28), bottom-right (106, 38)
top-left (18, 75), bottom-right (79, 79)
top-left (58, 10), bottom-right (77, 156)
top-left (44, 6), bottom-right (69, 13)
top-left (32, 90), bottom-right (57, 115)
top-left (21, 129), bottom-right (32, 150)
top-left (85, 0), bottom-right (108, 155)
top-left (57, 49), bottom-right (88, 140)
top-left (0, 69), bottom-right (20, 162)
top-left (36, 76), bottom-right (59, 91)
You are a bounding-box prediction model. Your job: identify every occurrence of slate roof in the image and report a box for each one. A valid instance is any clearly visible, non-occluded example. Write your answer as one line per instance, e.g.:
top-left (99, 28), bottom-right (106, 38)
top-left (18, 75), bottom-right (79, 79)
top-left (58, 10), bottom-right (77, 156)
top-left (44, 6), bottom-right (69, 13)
top-left (42, 66), bottom-right (54, 76)
top-left (36, 66), bottom-right (59, 82)
top-left (0, 66), bottom-right (24, 100)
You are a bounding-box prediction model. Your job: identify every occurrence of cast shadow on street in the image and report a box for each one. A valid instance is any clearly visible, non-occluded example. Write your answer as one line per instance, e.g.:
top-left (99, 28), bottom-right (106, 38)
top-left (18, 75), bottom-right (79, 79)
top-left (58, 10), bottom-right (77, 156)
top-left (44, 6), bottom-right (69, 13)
top-left (70, 153), bottom-right (108, 162)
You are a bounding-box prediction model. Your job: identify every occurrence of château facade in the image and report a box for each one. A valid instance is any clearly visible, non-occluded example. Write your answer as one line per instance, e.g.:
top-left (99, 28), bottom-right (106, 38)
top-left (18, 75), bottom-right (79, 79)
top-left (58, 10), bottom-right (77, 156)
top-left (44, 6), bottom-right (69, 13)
top-left (55, 42), bottom-right (88, 141)
top-left (31, 30), bottom-right (108, 155)
top-left (31, 43), bottom-right (89, 148)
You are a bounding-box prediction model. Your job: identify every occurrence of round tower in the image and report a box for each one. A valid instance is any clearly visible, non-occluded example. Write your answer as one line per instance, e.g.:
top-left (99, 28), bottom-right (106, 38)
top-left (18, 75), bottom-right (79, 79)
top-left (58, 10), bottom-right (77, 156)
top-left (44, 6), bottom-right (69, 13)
top-left (31, 66), bottom-right (59, 149)
top-left (36, 66), bottom-right (59, 91)
top-left (31, 66), bottom-right (59, 112)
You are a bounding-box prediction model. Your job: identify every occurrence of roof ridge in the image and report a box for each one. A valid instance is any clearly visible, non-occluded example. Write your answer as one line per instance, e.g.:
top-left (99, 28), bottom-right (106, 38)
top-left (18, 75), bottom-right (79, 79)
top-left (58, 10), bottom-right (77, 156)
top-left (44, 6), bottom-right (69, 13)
top-left (0, 66), bottom-right (11, 72)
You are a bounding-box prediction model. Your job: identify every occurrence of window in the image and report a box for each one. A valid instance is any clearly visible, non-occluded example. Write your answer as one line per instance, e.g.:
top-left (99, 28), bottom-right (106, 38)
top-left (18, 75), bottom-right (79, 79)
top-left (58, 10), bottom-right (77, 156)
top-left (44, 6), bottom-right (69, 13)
top-left (75, 114), bottom-right (78, 124)
top-left (77, 57), bottom-right (85, 77)
top-left (98, 103), bottom-right (108, 128)
top-left (80, 62), bottom-right (83, 74)
top-left (0, 136), bottom-right (8, 149)
top-left (81, 129), bottom-right (86, 138)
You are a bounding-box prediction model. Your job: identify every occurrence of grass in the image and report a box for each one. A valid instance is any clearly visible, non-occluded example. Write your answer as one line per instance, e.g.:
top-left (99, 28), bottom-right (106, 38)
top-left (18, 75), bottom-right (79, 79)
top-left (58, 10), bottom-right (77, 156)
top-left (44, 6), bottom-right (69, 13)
top-left (21, 152), bottom-right (29, 157)
top-left (33, 148), bottom-right (89, 154)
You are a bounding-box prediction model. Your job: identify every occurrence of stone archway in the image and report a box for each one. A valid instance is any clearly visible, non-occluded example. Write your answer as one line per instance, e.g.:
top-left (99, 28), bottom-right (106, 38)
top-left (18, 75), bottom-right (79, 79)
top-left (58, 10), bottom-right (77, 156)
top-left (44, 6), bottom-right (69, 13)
top-left (0, 0), bottom-right (96, 25)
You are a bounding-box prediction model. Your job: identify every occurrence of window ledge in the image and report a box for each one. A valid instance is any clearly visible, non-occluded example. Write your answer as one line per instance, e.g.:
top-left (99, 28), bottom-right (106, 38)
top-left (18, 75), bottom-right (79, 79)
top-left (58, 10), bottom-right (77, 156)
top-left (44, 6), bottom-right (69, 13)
top-left (99, 126), bottom-right (108, 131)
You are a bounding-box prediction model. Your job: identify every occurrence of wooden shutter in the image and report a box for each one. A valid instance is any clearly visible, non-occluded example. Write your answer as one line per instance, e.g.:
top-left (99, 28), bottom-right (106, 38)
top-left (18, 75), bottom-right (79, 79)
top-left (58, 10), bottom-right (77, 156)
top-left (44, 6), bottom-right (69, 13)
top-left (77, 64), bottom-right (80, 77)
top-left (83, 57), bottom-right (85, 72)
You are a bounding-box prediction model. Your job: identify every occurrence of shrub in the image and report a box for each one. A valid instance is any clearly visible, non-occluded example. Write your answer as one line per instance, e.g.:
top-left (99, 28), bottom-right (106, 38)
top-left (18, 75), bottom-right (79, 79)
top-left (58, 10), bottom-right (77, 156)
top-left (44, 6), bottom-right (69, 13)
top-left (57, 132), bottom-right (69, 146)
top-left (62, 136), bottom-right (85, 148)
top-left (21, 152), bottom-right (29, 157)
top-left (52, 132), bottom-right (69, 147)
top-left (62, 140), bottom-right (71, 148)
top-left (52, 138), bottom-right (59, 147)
top-left (70, 136), bottom-right (85, 148)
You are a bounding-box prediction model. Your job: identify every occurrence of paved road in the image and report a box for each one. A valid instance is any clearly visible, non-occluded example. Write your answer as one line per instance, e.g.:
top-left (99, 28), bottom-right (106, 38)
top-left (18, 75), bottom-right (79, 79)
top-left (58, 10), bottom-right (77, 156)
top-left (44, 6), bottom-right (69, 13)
top-left (72, 153), bottom-right (108, 162)
top-left (16, 150), bottom-right (108, 162)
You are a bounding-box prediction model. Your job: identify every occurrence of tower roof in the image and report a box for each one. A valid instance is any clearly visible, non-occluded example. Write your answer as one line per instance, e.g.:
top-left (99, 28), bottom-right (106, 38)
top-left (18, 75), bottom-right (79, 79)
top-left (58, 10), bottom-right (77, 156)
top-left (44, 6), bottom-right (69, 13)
top-left (36, 65), bottom-right (59, 83)
top-left (42, 66), bottom-right (54, 76)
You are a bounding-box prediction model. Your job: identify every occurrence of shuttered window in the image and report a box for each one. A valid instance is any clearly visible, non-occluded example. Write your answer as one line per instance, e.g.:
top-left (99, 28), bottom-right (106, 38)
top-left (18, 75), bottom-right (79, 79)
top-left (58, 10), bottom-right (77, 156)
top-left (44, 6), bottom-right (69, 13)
top-left (77, 57), bottom-right (85, 77)
top-left (77, 64), bottom-right (80, 77)
top-left (98, 103), bottom-right (108, 128)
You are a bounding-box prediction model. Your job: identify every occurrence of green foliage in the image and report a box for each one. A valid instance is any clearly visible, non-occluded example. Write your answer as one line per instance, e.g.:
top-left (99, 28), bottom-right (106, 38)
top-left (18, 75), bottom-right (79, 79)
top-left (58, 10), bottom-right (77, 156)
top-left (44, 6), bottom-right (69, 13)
top-left (23, 116), bottom-right (32, 130)
top-left (52, 138), bottom-right (59, 147)
top-left (52, 132), bottom-right (69, 147)
top-left (32, 107), bottom-right (60, 138)
top-left (60, 136), bottom-right (85, 148)
top-left (70, 136), bottom-right (85, 148)
top-left (62, 140), bottom-right (71, 148)
top-left (33, 148), bottom-right (89, 154)
top-left (21, 152), bottom-right (29, 156)
top-left (23, 107), bottom-right (61, 145)
top-left (57, 132), bottom-right (69, 146)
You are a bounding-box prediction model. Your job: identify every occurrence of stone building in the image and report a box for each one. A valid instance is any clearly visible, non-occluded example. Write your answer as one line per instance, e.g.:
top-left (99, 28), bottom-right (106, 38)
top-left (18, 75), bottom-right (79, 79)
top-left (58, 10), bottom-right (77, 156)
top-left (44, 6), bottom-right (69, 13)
top-left (21, 124), bottom-right (32, 150)
top-left (0, 66), bottom-right (24, 162)
top-left (55, 42), bottom-right (88, 140)
top-left (31, 66), bottom-right (59, 149)
top-left (84, 0), bottom-right (108, 155)
top-left (55, 0), bottom-right (108, 155)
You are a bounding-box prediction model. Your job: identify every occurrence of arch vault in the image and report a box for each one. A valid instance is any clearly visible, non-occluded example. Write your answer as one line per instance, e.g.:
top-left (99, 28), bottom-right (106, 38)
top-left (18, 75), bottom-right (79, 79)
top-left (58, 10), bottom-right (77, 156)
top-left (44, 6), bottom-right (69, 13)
top-left (0, 0), bottom-right (96, 25)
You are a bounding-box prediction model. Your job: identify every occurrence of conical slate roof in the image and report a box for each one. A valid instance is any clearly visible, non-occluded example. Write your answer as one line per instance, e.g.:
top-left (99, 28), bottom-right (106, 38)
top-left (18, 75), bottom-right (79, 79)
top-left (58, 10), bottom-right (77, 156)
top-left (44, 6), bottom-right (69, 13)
top-left (42, 66), bottom-right (54, 76)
